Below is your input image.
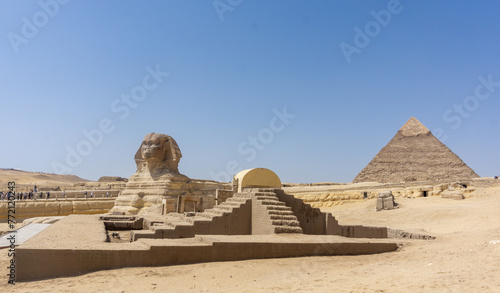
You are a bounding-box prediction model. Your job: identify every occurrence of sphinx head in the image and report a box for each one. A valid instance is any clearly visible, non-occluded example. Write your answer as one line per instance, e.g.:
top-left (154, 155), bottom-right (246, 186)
top-left (134, 133), bottom-right (182, 174)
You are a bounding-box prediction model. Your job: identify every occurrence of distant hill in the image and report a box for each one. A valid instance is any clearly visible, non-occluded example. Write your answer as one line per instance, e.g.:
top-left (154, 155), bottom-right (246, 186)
top-left (0, 168), bottom-right (91, 188)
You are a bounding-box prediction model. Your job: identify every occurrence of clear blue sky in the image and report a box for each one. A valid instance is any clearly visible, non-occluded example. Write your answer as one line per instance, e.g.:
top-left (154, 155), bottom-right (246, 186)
top-left (1, 0), bottom-right (499, 183)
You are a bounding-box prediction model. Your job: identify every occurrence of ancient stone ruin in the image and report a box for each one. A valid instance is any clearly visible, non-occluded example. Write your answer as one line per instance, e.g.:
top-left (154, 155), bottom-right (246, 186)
top-left (108, 165), bottom-right (343, 240)
top-left (376, 191), bottom-right (397, 211)
top-left (17, 132), bottom-right (432, 281)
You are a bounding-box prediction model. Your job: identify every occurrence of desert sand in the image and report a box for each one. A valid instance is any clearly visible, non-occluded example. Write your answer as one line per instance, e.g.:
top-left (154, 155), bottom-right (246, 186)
top-left (0, 168), bottom-right (88, 192)
top-left (1, 185), bottom-right (499, 292)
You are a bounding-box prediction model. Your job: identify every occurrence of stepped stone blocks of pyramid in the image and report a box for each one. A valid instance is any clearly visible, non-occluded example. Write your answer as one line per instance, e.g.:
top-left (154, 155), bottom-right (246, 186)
top-left (353, 117), bottom-right (479, 183)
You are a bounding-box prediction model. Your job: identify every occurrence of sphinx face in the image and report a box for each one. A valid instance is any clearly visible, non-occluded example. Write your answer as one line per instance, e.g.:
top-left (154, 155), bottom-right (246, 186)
top-left (141, 135), bottom-right (165, 163)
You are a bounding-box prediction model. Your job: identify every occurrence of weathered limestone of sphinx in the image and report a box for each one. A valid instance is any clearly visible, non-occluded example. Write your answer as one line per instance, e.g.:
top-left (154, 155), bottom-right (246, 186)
top-left (111, 133), bottom-right (195, 215)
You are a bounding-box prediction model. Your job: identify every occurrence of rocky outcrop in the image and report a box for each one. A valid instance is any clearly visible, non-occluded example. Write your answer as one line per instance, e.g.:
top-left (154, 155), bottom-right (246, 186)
top-left (98, 176), bottom-right (128, 182)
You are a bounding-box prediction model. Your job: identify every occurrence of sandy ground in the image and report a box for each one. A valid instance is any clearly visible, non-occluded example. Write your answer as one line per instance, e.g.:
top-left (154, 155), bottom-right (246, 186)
top-left (1, 187), bottom-right (499, 292)
top-left (0, 169), bottom-right (88, 194)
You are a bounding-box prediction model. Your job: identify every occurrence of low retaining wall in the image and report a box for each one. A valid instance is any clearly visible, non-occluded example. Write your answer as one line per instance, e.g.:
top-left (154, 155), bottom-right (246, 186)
top-left (15, 215), bottom-right (399, 281)
top-left (0, 199), bottom-right (115, 222)
top-left (16, 239), bottom-right (399, 281)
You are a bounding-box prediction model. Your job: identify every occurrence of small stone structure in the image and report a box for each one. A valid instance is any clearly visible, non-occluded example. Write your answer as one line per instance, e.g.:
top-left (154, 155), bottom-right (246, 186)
top-left (233, 168), bottom-right (281, 193)
top-left (376, 191), bottom-right (397, 211)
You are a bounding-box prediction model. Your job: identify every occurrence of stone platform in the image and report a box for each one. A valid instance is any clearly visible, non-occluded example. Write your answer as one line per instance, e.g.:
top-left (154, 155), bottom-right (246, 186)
top-left (15, 214), bottom-right (400, 281)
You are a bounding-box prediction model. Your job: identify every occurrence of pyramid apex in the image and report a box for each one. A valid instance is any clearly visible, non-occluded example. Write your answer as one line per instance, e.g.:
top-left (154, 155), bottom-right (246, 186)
top-left (399, 117), bottom-right (430, 136)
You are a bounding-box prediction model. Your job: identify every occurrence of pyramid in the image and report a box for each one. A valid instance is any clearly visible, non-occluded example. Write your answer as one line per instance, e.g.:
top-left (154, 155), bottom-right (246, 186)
top-left (353, 117), bottom-right (479, 183)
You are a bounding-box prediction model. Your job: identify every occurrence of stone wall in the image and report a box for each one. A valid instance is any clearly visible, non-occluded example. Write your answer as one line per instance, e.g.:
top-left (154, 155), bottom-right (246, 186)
top-left (283, 178), bottom-right (494, 208)
top-left (251, 194), bottom-right (276, 235)
top-left (216, 189), bottom-right (234, 205)
top-left (0, 199), bottom-right (115, 222)
top-left (16, 215), bottom-right (399, 282)
top-left (188, 180), bottom-right (231, 211)
top-left (275, 189), bottom-right (327, 235)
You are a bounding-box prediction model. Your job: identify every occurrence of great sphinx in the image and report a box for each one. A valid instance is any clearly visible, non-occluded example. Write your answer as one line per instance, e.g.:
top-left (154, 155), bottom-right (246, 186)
top-left (111, 133), bottom-right (194, 215)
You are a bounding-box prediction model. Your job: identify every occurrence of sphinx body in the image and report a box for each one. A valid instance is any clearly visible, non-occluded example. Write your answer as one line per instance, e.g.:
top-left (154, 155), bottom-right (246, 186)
top-left (111, 133), bottom-right (193, 215)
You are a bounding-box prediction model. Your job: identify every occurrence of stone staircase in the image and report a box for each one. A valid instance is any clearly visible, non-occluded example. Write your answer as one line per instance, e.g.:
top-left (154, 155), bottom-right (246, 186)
top-left (249, 188), bottom-right (303, 234)
top-left (185, 194), bottom-right (251, 224)
top-left (131, 193), bottom-right (252, 241)
top-left (130, 189), bottom-right (303, 241)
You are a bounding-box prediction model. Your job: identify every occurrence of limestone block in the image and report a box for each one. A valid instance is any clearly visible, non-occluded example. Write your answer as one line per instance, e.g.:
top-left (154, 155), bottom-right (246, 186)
top-left (441, 191), bottom-right (464, 200)
top-left (433, 184), bottom-right (448, 193)
top-left (73, 201), bottom-right (90, 211)
top-left (463, 187), bottom-right (476, 194)
top-left (378, 191), bottom-right (392, 198)
top-left (392, 189), bottom-right (403, 197)
top-left (383, 197), bottom-right (394, 209)
top-left (376, 191), bottom-right (396, 211)
top-left (59, 202), bottom-right (73, 213)
top-left (33, 202), bottom-right (50, 211)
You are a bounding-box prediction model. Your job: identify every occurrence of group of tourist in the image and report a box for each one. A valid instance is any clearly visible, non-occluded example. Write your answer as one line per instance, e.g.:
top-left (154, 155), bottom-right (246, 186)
top-left (1, 182), bottom-right (117, 200)
top-left (0, 190), bottom-right (52, 201)
top-left (0, 190), bottom-right (113, 200)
